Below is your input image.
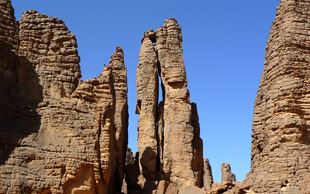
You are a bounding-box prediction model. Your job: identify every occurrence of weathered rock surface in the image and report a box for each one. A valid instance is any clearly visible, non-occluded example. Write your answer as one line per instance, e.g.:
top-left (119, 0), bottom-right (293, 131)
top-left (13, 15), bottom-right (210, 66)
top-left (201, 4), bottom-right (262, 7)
top-left (203, 158), bottom-right (213, 191)
top-left (110, 47), bottom-right (129, 191)
top-left (124, 148), bottom-right (142, 194)
top-left (157, 18), bottom-right (203, 190)
top-left (0, 1), bottom-right (128, 193)
top-left (136, 29), bottom-right (159, 181)
top-left (135, 18), bottom-right (204, 193)
top-left (0, 0), bottom-right (18, 52)
top-left (244, 0), bottom-right (310, 193)
top-left (221, 163), bottom-right (236, 183)
top-left (19, 10), bottom-right (81, 99)
top-left (10, 0), bottom-right (310, 193)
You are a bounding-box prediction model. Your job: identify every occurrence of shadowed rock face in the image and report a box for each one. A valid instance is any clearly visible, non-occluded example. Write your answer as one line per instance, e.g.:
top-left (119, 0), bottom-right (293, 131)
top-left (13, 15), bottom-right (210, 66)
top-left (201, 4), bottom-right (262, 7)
top-left (0, 1), bottom-right (128, 193)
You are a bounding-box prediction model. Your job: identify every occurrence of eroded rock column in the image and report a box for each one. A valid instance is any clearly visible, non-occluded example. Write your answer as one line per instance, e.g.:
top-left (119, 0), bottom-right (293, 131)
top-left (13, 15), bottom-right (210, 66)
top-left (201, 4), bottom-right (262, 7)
top-left (136, 18), bottom-right (204, 193)
top-left (203, 158), bottom-right (213, 191)
top-left (110, 47), bottom-right (129, 190)
top-left (156, 18), bottom-right (203, 189)
top-left (221, 163), bottom-right (236, 183)
top-left (136, 30), bottom-right (159, 180)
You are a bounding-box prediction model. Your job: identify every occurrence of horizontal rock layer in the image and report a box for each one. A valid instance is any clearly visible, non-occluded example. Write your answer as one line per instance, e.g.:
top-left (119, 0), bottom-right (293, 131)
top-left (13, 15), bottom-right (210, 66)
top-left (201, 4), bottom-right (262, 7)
top-left (0, 2), bottom-right (128, 194)
top-left (246, 0), bottom-right (310, 193)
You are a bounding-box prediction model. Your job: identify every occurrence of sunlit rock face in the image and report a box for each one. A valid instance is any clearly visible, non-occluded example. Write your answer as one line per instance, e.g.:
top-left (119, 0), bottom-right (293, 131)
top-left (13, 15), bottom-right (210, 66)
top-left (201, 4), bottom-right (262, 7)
top-left (246, 0), bottom-right (310, 193)
top-left (135, 19), bottom-right (205, 193)
top-left (0, 1), bottom-right (128, 193)
top-left (12, 0), bottom-right (310, 193)
top-left (0, 1), bottom-right (206, 192)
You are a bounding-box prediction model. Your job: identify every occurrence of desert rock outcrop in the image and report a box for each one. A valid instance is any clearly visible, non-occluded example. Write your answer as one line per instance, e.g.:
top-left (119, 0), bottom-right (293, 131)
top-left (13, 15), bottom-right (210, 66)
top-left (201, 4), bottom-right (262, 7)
top-left (221, 163), bottom-right (236, 183)
top-left (0, 1), bottom-right (128, 193)
top-left (135, 19), bottom-right (205, 193)
top-left (245, 0), bottom-right (310, 193)
top-left (7, 0), bottom-right (310, 193)
top-left (136, 29), bottom-right (159, 181)
top-left (203, 158), bottom-right (213, 191)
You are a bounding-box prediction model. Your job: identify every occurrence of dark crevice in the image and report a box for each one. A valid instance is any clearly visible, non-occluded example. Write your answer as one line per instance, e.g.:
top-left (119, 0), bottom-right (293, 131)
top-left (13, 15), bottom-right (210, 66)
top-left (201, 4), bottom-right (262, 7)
top-left (167, 81), bottom-right (184, 89)
top-left (95, 114), bottom-right (104, 193)
top-left (155, 47), bottom-right (165, 179)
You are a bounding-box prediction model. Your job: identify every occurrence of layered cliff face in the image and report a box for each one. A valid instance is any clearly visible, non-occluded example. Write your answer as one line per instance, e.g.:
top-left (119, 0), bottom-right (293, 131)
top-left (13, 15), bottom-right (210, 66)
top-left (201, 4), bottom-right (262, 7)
top-left (135, 19), bottom-right (205, 193)
top-left (245, 0), bottom-right (310, 193)
top-left (5, 0), bottom-right (310, 193)
top-left (0, 1), bottom-right (128, 193)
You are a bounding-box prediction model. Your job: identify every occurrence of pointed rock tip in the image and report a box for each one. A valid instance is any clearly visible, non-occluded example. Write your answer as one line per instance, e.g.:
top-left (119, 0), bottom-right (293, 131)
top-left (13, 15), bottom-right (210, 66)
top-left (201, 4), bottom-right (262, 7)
top-left (114, 46), bottom-right (123, 53)
top-left (141, 28), bottom-right (156, 43)
top-left (111, 46), bottom-right (124, 60)
top-left (108, 47), bottom-right (125, 69)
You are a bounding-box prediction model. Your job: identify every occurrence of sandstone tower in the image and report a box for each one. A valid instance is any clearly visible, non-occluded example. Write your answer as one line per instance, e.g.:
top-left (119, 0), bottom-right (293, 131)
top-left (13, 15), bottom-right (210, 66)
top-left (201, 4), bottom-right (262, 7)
top-left (245, 0), bottom-right (310, 193)
top-left (136, 19), bottom-right (204, 193)
top-left (3, 0), bottom-right (310, 193)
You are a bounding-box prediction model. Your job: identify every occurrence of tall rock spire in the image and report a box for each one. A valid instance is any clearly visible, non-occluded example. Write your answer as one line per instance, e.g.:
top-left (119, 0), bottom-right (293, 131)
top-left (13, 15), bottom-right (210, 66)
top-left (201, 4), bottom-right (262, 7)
top-left (156, 18), bottom-right (203, 189)
top-left (136, 18), bottom-right (204, 193)
top-left (109, 47), bottom-right (129, 191)
top-left (136, 29), bottom-right (159, 180)
top-left (247, 0), bottom-right (310, 193)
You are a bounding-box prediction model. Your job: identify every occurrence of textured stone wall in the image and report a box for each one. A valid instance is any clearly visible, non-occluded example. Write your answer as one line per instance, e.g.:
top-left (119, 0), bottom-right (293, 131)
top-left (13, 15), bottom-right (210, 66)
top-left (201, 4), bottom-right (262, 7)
top-left (18, 10), bottom-right (81, 99)
top-left (0, 1), bottom-right (128, 193)
top-left (246, 0), bottom-right (310, 193)
top-left (10, 0), bottom-right (310, 193)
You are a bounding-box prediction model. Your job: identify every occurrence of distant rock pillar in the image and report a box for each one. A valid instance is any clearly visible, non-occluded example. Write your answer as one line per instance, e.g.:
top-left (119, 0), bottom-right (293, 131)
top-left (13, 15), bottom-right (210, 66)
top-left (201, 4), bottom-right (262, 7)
top-left (221, 163), bottom-right (236, 183)
top-left (203, 158), bottom-right (213, 190)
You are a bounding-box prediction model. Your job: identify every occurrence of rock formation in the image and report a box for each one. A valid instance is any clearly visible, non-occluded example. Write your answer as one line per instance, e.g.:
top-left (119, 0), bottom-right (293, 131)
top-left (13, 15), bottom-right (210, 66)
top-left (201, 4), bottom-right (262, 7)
top-left (0, 1), bottom-right (128, 193)
top-left (221, 163), bottom-right (236, 183)
top-left (244, 0), bottom-right (310, 193)
top-left (201, 0), bottom-right (310, 193)
top-left (203, 159), bottom-right (213, 191)
top-left (135, 19), bottom-right (205, 193)
top-left (5, 0), bottom-right (310, 193)
top-left (136, 29), bottom-right (159, 181)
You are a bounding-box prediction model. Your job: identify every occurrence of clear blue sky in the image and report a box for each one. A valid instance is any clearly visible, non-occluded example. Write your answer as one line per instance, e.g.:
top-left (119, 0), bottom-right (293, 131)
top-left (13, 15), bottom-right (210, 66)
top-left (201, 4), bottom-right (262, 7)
top-left (12, 0), bottom-right (280, 182)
